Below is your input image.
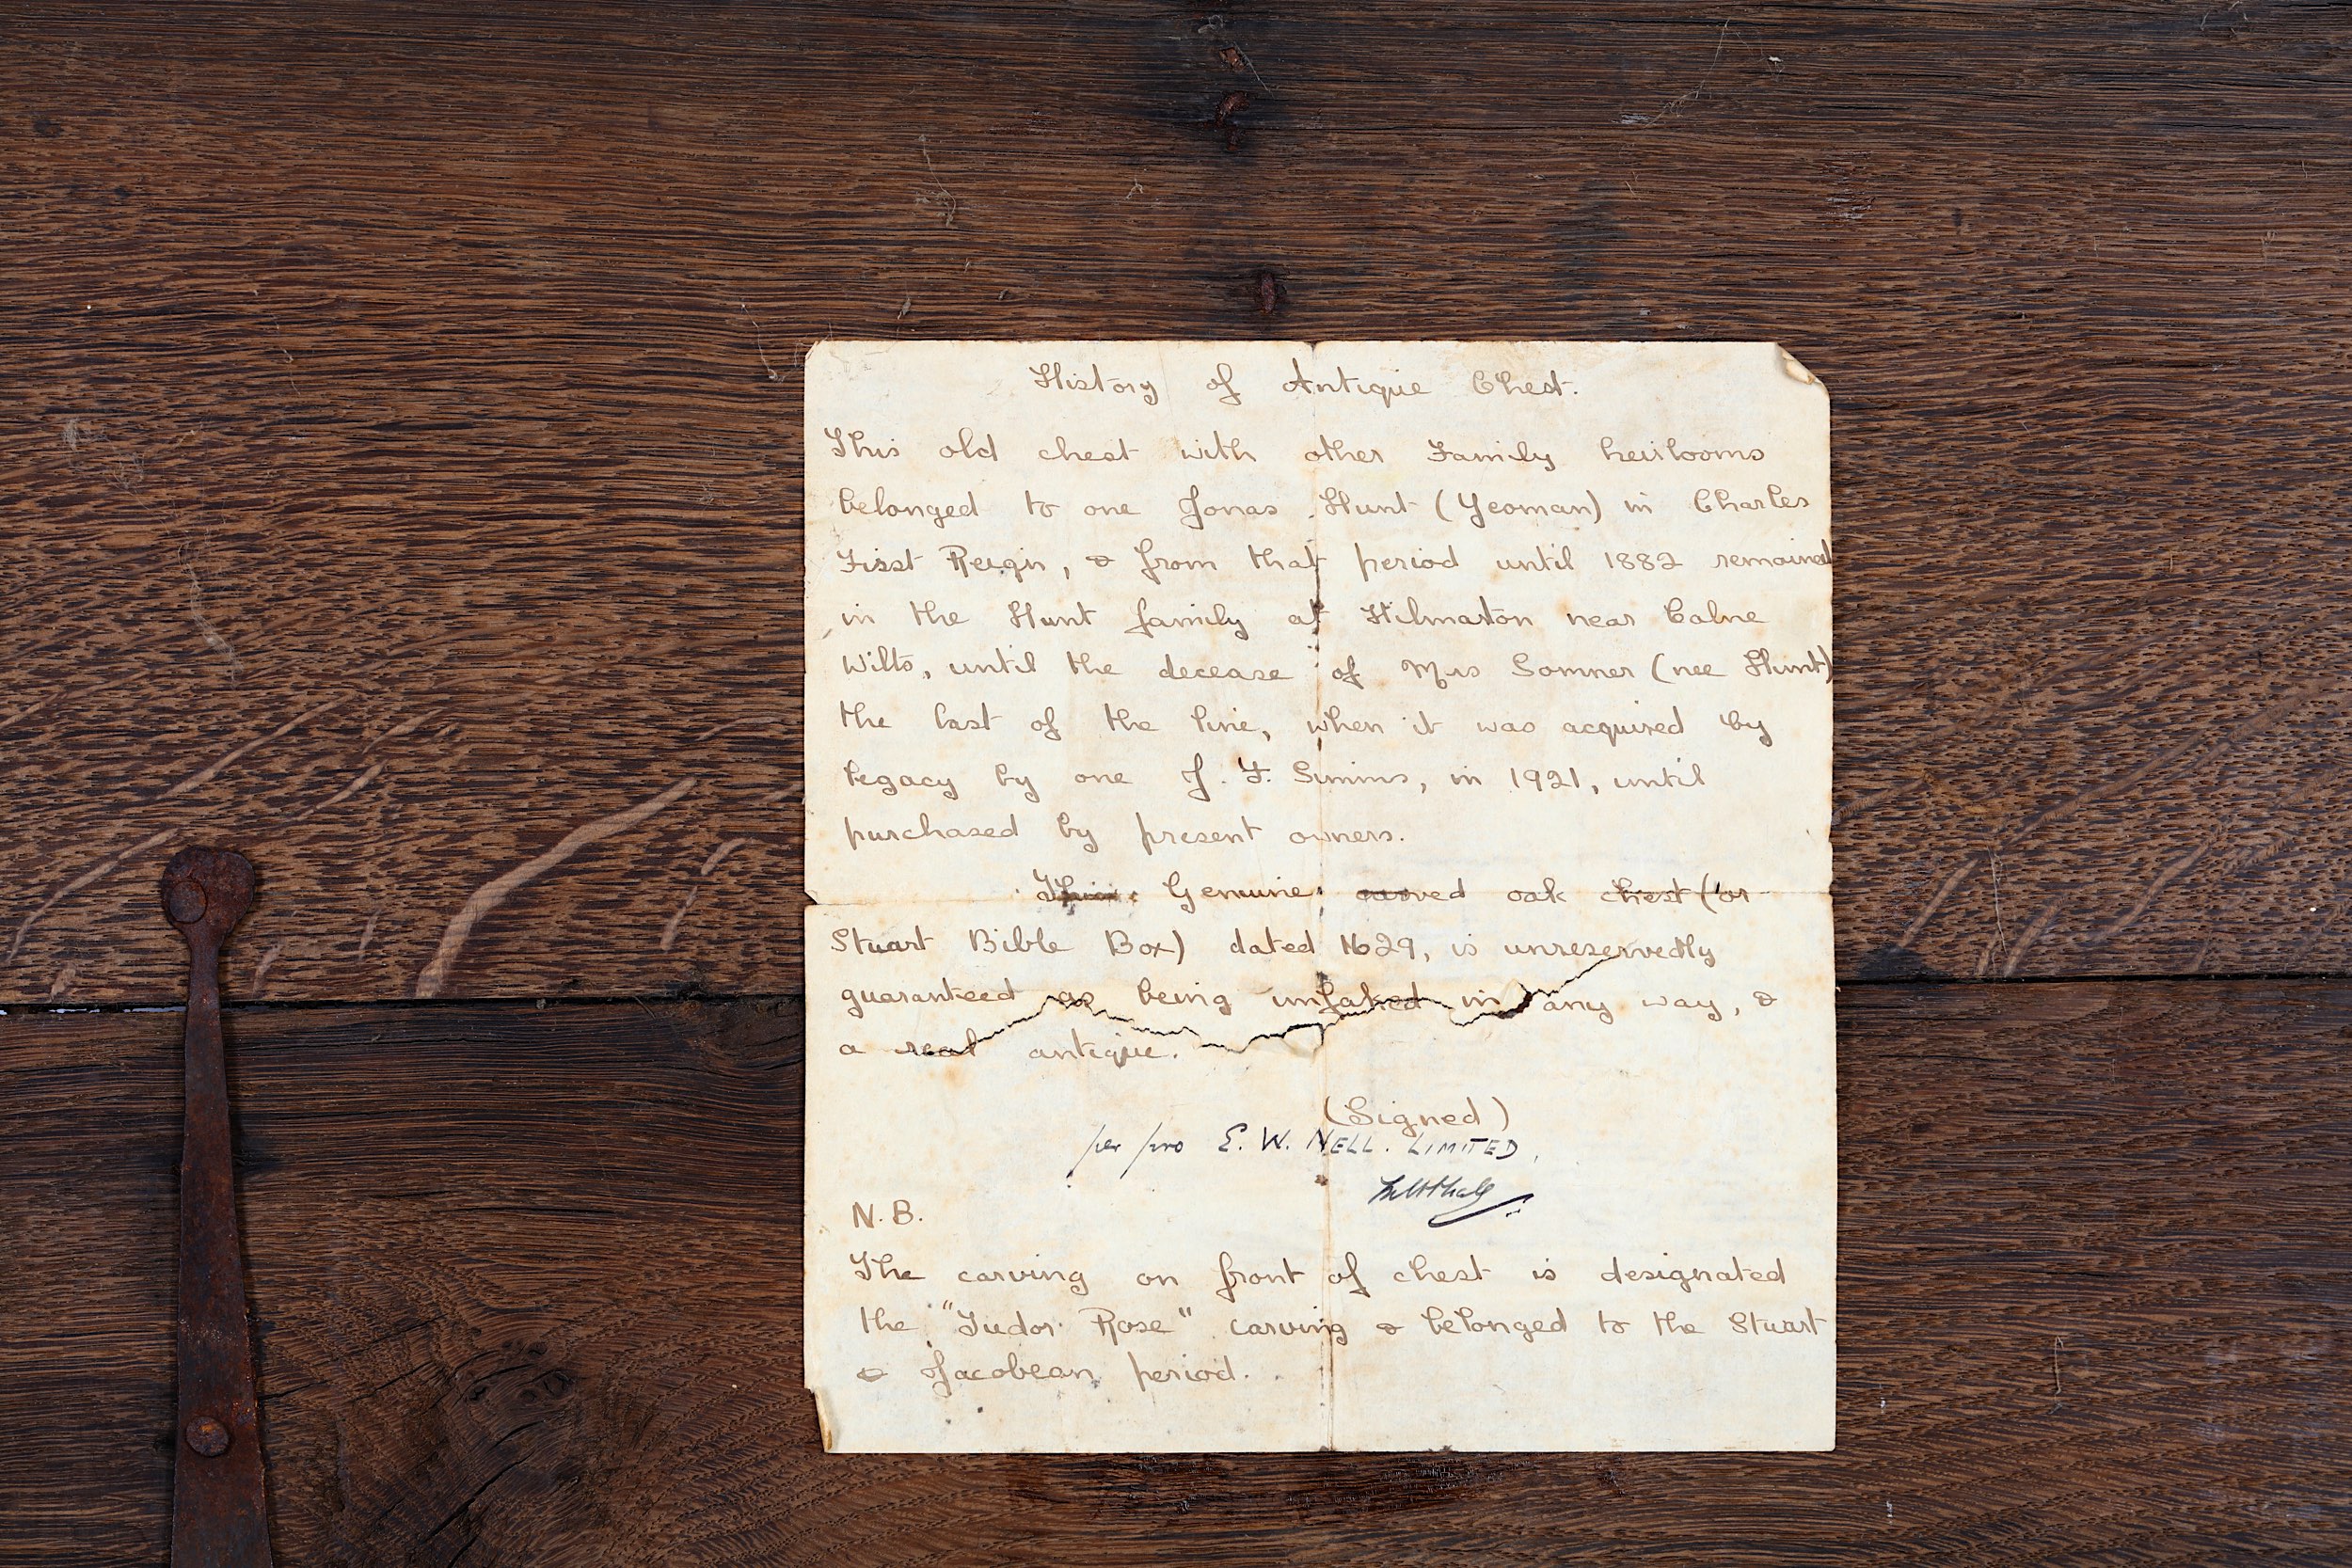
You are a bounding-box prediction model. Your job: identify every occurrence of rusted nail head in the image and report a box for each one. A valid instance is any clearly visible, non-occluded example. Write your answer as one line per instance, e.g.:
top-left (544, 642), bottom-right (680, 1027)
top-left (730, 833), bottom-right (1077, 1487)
top-left (160, 847), bottom-right (256, 934)
top-left (183, 1415), bottom-right (230, 1456)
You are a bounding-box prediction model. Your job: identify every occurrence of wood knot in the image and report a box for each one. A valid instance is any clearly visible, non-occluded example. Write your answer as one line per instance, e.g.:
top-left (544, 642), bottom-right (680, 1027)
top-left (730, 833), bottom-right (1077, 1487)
top-left (1212, 90), bottom-right (1250, 151)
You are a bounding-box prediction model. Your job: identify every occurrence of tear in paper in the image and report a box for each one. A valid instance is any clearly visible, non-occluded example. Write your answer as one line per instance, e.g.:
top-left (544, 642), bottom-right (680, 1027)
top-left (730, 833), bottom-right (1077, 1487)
top-left (804, 341), bottom-right (1833, 1451)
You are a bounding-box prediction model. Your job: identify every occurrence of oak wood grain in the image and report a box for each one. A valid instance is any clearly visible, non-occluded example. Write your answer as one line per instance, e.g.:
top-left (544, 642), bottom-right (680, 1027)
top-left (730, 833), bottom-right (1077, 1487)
top-left (2, 2), bottom-right (2348, 1003)
top-left (1, 982), bottom-right (2343, 1565)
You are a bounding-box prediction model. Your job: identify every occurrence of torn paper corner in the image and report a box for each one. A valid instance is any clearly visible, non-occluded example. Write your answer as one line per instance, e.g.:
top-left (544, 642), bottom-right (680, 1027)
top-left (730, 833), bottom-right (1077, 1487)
top-left (808, 1378), bottom-right (838, 1453)
top-left (1773, 342), bottom-right (1823, 388)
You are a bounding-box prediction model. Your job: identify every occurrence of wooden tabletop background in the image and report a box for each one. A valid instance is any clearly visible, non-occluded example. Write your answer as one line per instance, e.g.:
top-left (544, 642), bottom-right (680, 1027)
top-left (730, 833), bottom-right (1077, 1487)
top-left (3, 3), bottom-right (2345, 1562)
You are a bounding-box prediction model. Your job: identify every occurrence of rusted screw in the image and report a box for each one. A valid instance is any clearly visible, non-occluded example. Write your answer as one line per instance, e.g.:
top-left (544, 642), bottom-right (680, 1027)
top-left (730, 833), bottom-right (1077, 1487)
top-left (184, 1415), bottom-right (231, 1457)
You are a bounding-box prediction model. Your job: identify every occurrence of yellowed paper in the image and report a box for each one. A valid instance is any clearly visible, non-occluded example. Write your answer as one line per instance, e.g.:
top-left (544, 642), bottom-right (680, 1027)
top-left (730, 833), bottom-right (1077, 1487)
top-left (803, 341), bottom-right (1833, 1452)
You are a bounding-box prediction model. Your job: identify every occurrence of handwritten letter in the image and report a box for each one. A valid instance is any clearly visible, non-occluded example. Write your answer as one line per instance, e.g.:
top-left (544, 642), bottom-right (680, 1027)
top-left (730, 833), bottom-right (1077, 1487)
top-left (804, 341), bottom-right (1833, 1451)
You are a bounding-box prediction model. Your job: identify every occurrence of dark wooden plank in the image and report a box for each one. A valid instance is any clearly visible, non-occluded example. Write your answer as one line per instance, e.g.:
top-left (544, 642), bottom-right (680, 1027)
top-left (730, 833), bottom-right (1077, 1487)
top-left (4, 2), bottom-right (2349, 1005)
top-left (1, 982), bottom-right (2344, 1564)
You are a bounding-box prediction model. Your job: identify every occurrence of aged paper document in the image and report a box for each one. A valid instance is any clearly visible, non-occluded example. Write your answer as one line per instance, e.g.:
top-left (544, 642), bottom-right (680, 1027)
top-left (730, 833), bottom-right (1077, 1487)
top-left (803, 341), bottom-right (1832, 1452)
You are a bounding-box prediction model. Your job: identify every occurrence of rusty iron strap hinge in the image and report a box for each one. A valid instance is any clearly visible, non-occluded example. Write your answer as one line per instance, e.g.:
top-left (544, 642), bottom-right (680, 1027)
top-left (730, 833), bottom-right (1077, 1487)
top-left (162, 847), bottom-right (274, 1567)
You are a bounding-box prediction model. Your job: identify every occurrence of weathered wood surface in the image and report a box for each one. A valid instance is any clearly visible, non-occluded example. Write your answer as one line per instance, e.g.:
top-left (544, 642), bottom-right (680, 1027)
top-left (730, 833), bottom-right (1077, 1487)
top-left (4, 3), bottom-right (2349, 1003)
top-left (1, 983), bottom-right (2343, 1564)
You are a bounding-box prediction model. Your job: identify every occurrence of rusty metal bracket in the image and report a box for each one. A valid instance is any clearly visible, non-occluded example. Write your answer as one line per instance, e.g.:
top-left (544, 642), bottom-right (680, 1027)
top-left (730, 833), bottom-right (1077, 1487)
top-left (162, 847), bottom-right (274, 1567)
